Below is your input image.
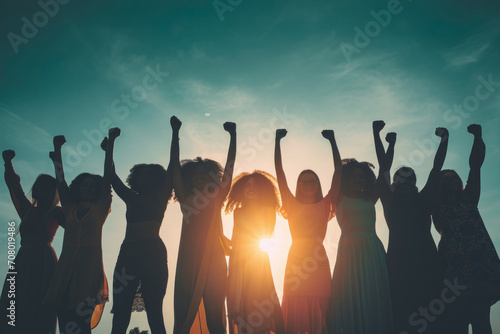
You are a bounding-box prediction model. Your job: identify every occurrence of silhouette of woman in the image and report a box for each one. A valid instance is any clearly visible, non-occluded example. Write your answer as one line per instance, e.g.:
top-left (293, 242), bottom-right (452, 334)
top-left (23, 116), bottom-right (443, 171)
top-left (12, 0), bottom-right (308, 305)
top-left (103, 128), bottom-right (173, 334)
top-left (433, 124), bottom-right (500, 334)
top-left (330, 153), bottom-right (393, 332)
top-left (225, 170), bottom-right (285, 334)
top-left (172, 116), bottom-right (236, 334)
top-left (44, 131), bottom-right (114, 334)
top-left (0, 149), bottom-right (63, 334)
top-left (274, 129), bottom-right (338, 334)
top-left (373, 121), bottom-right (448, 334)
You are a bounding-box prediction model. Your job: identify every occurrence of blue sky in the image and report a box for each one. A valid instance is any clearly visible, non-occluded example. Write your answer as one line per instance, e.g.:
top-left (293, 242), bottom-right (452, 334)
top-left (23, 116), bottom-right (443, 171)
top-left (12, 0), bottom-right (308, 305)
top-left (1, 0), bottom-right (500, 332)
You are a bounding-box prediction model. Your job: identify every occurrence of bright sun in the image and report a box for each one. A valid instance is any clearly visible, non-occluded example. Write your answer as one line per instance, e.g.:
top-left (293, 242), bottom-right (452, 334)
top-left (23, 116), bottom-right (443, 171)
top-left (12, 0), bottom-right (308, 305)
top-left (259, 237), bottom-right (276, 254)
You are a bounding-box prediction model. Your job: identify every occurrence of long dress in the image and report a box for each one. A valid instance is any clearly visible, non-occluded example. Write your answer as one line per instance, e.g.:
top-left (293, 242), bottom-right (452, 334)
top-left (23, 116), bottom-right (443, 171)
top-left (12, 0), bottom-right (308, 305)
top-left (281, 191), bottom-right (333, 334)
top-left (0, 165), bottom-right (63, 334)
top-left (382, 187), bottom-right (442, 333)
top-left (433, 186), bottom-right (500, 306)
top-left (331, 196), bottom-right (393, 334)
top-left (173, 194), bottom-right (227, 334)
top-left (227, 206), bottom-right (285, 334)
top-left (44, 183), bottom-right (111, 329)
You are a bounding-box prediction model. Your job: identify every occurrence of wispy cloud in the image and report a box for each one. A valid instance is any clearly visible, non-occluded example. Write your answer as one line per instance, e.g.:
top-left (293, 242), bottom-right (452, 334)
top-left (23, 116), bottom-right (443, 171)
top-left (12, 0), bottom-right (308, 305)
top-left (0, 105), bottom-right (52, 152)
top-left (443, 21), bottom-right (500, 69)
top-left (176, 80), bottom-right (257, 115)
top-left (444, 40), bottom-right (491, 68)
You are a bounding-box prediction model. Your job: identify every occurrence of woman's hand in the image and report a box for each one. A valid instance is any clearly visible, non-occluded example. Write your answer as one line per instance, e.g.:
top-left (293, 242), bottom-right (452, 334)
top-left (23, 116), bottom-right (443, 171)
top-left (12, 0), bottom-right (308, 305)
top-left (385, 132), bottom-right (396, 144)
top-left (170, 116), bottom-right (182, 131)
top-left (223, 121), bottom-right (236, 135)
top-left (435, 127), bottom-right (449, 139)
top-left (467, 124), bottom-right (482, 137)
top-left (372, 120), bottom-right (385, 133)
top-left (53, 135), bottom-right (66, 150)
top-left (100, 137), bottom-right (108, 151)
top-left (276, 129), bottom-right (287, 140)
top-left (2, 150), bottom-right (15, 163)
top-left (321, 129), bottom-right (335, 141)
top-left (109, 127), bottom-right (121, 140)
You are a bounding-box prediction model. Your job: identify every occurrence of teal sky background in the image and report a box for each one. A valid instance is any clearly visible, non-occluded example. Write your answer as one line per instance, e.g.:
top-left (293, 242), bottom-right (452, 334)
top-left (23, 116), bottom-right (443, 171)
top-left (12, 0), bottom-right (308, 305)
top-left (1, 0), bottom-right (500, 332)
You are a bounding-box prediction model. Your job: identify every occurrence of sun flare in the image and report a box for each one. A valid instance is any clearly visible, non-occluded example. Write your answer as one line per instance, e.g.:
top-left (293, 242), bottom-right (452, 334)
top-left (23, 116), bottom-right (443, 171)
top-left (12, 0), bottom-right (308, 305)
top-left (259, 237), bottom-right (277, 254)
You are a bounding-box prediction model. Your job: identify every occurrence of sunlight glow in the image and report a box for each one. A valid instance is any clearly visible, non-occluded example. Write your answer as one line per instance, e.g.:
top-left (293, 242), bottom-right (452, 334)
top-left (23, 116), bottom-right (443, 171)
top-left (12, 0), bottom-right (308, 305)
top-left (259, 237), bottom-right (277, 254)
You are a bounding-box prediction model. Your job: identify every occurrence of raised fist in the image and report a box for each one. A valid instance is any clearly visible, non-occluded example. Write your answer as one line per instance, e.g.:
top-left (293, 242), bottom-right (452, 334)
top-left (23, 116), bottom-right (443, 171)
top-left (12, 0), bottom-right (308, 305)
top-left (372, 120), bottom-right (385, 133)
top-left (53, 135), bottom-right (66, 149)
top-left (49, 151), bottom-right (57, 162)
top-left (467, 124), bottom-right (482, 137)
top-left (101, 137), bottom-right (108, 151)
top-left (276, 129), bottom-right (287, 140)
top-left (109, 127), bottom-right (121, 140)
top-left (170, 116), bottom-right (182, 131)
top-left (385, 132), bottom-right (397, 144)
top-left (223, 122), bottom-right (236, 134)
top-left (435, 127), bottom-right (449, 139)
top-left (2, 150), bottom-right (15, 162)
top-left (321, 130), bottom-right (335, 141)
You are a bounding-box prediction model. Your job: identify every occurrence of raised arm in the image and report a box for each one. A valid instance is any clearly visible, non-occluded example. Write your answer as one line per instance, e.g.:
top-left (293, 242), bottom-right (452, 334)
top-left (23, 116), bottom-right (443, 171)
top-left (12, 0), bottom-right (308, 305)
top-left (3, 150), bottom-right (31, 217)
top-left (432, 128), bottom-right (448, 173)
top-left (465, 124), bottom-right (484, 206)
top-left (97, 127), bottom-right (120, 200)
top-left (170, 116), bottom-right (186, 202)
top-left (372, 121), bottom-right (395, 205)
top-left (218, 123), bottom-right (236, 252)
top-left (384, 132), bottom-right (396, 172)
top-left (379, 132), bottom-right (397, 203)
top-left (422, 128), bottom-right (448, 195)
top-left (49, 135), bottom-right (71, 207)
top-left (101, 128), bottom-right (134, 202)
top-left (104, 128), bottom-right (119, 179)
top-left (274, 129), bottom-right (293, 201)
top-left (373, 121), bottom-right (396, 175)
top-left (372, 129), bottom-right (397, 204)
top-left (218, 122), bottom-right (237, 201)
top-left (372, 120), bottom-right (387, 173)
top-left (321, 130), bottom-right (342, 206)
top-left (162, 116), bottom-right (177, 198)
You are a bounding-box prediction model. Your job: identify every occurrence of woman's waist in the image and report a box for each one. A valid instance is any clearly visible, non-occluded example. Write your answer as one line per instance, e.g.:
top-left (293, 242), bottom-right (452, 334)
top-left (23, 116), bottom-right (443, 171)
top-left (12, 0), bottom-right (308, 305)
top-left (62, 233), bottom-right (103, 247)
top-left (290, 236), bottom-right (325, 244)
top-left (124, 221), bottom-right (161, 242)
top-left (119, 236), bottom-right (166, 256)
top-left (339, 224), bottom-right (376, 234)
top-left (288, 240), bottom-right (329, 258)
top-left (21, 233), bottom-right (55, 246)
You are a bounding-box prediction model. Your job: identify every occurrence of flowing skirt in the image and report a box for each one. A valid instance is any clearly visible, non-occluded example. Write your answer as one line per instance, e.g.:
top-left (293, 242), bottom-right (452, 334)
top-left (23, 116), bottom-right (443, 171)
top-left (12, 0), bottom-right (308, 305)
top-left (331, 232), bottom-right (393, 334)
top-left (227, 244), bottom-right (284, 334)
top-left (282, 240), bottom-right (331, 334)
